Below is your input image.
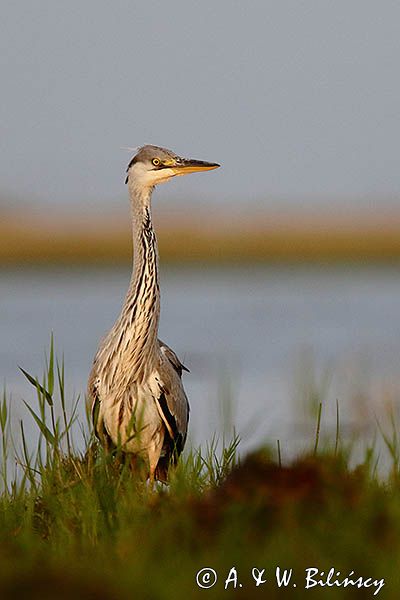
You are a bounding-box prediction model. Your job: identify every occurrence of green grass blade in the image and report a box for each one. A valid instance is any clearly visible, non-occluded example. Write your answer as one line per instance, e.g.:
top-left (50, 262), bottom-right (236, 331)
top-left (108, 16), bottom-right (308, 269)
top-left (313, 402), bottom-right (322, 455)
top-left (19, 367), bottom-right (53, 407)
top-left (23, 401), bottom-right (57, 446)
top-left (47, 333), bottom-right (55, 396)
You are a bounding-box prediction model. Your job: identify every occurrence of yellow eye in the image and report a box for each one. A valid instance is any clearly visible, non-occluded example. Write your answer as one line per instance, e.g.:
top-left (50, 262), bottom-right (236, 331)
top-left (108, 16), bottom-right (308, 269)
top-left (152, 158), bottom-right (160, 166)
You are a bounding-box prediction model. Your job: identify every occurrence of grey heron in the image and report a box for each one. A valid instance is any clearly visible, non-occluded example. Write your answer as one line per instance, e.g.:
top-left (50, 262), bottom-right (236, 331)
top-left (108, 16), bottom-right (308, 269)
top-left (88, 145), bottom-right (220, 481)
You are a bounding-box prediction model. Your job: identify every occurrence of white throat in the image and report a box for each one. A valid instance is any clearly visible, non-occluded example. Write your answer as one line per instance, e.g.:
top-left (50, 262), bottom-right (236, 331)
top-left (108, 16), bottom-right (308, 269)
top-left (128, 162), bottom-right (176, 191)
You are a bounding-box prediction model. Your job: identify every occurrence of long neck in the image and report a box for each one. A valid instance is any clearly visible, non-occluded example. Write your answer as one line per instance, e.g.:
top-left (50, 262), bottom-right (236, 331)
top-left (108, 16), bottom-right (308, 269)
top-left (115, 181), bottom-right (160, 382)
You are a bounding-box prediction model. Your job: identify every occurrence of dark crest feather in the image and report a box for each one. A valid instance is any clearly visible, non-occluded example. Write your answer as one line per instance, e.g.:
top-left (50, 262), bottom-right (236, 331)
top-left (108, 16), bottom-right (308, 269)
top-left (125, 155), bottom-right (139, 184)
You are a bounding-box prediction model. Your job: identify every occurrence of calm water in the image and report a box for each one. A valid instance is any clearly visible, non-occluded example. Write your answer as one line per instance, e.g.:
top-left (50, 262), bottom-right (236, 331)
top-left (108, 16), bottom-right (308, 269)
top-left (2, 265), bottom-right (400, 457)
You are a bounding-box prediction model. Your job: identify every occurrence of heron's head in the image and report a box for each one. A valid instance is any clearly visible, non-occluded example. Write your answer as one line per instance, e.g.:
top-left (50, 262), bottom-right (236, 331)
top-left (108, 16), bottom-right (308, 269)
top-left (125, 145), bottom-right (220, 188)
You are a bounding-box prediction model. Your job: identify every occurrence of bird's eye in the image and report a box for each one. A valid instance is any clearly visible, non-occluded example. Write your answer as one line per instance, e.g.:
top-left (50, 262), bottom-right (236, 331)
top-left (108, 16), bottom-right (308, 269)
top-left (152, 158), bottom-right (160, 166)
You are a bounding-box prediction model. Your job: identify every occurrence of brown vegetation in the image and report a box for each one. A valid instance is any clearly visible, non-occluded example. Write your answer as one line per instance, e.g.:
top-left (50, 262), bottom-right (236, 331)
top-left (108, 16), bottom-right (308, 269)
top-left (2, 206), bottom-right (400, 264)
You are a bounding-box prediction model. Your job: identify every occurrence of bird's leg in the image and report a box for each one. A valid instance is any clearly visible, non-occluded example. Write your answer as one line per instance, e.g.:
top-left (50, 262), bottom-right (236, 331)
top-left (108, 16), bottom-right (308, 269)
top-left (148, 457), bottom-right (159, 485)
top-left (148, 467), bottom-right (156, 486)
top-left (147, 443), bottom-right (163, 487)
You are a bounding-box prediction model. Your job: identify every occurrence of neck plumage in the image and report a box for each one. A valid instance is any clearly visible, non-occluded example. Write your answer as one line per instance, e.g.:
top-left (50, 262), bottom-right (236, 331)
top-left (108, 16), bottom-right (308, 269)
top-left (116, 180), bottom-right (160, 382)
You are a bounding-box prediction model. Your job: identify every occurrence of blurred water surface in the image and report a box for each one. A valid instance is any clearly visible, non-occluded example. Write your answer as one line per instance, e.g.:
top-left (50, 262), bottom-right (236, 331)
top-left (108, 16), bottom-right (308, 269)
top-left (2, 265), bottom-right (400, 457)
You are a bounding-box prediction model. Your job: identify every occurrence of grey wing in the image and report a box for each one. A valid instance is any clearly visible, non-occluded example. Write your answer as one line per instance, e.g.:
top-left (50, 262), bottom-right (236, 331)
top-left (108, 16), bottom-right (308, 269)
top-left (87, 365), bottom-right (99, 427)
top-left (157, 339), bottom-right (190, 456)
top-left (158, 338), bottom-right (189, 376)
top-left (87, 363), bottom-right (114, 447)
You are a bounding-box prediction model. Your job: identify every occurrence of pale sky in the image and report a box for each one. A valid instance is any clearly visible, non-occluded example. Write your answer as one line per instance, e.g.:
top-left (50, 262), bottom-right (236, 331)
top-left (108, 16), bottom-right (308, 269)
top-left (1, 1), bottom-right (400, 208)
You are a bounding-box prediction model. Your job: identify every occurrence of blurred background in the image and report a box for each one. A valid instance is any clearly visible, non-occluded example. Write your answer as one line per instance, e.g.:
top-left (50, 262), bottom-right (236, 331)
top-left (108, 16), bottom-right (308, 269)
top-left (1, 1), bottom-right (400, 458)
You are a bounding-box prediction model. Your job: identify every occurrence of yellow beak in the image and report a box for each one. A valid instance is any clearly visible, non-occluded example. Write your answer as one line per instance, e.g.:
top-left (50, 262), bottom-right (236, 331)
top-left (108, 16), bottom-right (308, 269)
top-left (171, 159), bottom-right (220, 176)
